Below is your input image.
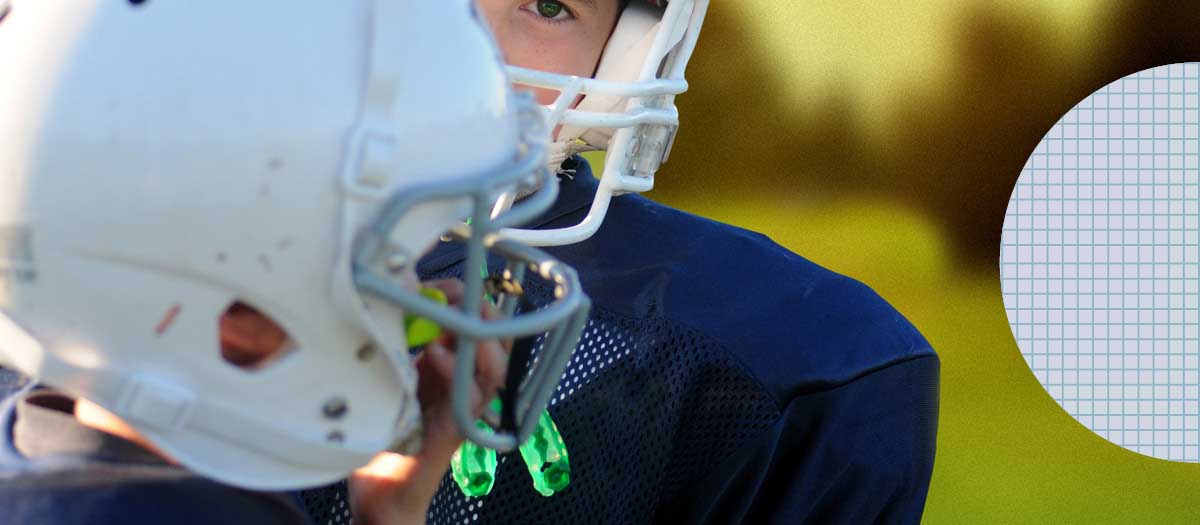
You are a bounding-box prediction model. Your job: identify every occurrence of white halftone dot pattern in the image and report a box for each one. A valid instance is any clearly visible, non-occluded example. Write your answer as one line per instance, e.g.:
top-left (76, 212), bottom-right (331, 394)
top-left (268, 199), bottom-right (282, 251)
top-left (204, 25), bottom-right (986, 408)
top-left (548, 318), bottom-right (636, 406)
top-left (1001, 62), bottom-right (1200, 461)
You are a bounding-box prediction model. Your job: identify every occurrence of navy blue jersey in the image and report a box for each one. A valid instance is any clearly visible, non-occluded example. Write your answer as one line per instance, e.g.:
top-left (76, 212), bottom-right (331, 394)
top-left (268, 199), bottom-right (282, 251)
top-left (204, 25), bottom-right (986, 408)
top-left (301, 157), bottom-right (940, 525)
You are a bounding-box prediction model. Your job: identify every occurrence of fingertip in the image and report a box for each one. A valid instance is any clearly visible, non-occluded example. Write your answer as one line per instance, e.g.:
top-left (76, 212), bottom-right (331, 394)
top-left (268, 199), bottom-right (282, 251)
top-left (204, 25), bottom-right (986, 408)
top-left (476, 342), bottom-right (507, 395)
top-left (434, 331), bottom-right (454, 349)
top-left (427, 341), bottom-right (456, 380)
top-left (423, 279), bottom-right (465, 305)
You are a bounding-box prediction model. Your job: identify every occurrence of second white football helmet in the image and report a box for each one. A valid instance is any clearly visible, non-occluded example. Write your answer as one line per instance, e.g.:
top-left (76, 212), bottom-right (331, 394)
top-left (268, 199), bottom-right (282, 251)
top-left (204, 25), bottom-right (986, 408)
top-left (500, 0), bottom-right (710, 246)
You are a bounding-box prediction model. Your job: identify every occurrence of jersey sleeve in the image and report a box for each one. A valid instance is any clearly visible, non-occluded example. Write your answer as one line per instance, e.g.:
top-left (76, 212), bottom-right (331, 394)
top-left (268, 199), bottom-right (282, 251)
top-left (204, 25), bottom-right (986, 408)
top-left (0, 466), bottom-right (312, 525)
top-left (678, 353), bottom-right (940, 524)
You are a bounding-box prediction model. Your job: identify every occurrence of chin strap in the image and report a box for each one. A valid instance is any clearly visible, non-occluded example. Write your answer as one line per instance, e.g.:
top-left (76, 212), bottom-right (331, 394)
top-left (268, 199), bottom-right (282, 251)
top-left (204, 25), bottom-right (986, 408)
top-left (555, 2), bottom-right (665, 153)
top-left (547, 139), bottom-right (601, 174)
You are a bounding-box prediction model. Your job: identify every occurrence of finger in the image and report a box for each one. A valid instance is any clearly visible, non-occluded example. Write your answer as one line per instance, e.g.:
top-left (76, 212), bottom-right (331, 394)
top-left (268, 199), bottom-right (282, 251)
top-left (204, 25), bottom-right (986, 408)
top-left (480, 305), bottom-right (514, 355)
top-left (426, 340), bottom-right (487, 413)
top-left (353, 451), bottom-right (419, 483)
top-left (424, 341), bottom-right (457, 384)
top-left (474, 339), bottom-right (507, 401)
top-left (350, 452), bottom-right (440, 525)
top-left (412, 348), bottom-right (441, 394)
top-left (435, 335), bottom-right (512, 387)
top-left (415, 342), bottom-right (471, 457)
top-left (422, 340), bottom-right (487, 438)
top-left (435, 328), bottom-right (508, 362)
top-left (421, 279), bottom-right (465, 306)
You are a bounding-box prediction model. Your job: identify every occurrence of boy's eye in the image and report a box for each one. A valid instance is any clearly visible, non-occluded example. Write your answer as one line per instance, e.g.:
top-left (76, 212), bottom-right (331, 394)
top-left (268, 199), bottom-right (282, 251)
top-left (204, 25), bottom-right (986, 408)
top-left (530, 0), bottom-right (571, 20)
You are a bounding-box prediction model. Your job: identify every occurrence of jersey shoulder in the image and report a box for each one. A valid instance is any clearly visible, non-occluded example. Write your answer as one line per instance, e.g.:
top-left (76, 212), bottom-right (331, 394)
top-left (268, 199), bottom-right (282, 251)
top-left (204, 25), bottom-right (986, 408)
top-left (547, 193), bottom-right (937, 401)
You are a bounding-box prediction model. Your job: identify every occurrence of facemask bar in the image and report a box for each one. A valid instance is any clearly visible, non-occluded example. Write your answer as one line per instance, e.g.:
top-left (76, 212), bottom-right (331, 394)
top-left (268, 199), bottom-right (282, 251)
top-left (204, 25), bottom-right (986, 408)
top-left (352, 121), bottom-right (591, 452)
top-left (499, 0), bottom-right (710, 247)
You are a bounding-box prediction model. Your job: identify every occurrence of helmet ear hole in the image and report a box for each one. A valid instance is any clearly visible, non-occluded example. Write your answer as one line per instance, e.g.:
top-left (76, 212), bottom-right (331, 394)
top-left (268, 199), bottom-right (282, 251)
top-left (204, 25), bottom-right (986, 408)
top-left (218, 301), bottom-right (295, 371)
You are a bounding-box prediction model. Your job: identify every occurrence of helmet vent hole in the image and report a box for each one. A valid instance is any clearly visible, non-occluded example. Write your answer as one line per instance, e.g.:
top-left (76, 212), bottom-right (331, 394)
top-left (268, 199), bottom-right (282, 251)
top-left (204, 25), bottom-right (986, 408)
top-left (128, 0), bottom-right (147, 6)
top-left (219, 300), bottom-right (296, 371)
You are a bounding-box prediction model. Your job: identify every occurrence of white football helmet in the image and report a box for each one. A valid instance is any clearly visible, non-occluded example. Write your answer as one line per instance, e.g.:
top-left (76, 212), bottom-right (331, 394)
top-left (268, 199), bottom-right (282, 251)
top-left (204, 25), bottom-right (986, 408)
top-left (0, 0), bottom-right (589, 490)
top-left (499, 0), bottom-right (710, 246)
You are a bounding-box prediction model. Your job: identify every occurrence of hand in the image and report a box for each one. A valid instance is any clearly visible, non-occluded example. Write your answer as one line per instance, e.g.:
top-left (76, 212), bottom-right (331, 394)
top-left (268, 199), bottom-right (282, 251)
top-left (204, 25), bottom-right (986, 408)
top-left (349, 279), bottom-right (510, 525)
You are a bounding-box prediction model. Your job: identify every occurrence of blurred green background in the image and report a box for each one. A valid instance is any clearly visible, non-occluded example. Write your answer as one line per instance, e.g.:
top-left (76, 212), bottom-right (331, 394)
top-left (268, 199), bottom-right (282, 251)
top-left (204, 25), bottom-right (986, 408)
top-left (596, 1), bottom-right (1200, 522)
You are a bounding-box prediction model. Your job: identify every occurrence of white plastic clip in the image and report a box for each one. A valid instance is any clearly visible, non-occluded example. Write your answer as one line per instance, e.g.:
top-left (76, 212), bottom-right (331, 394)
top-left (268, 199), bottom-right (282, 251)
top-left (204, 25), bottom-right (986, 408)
top-left (340, 126), bottom-right (397, 200)
top-left (117, 376), bottom-right (196, 432)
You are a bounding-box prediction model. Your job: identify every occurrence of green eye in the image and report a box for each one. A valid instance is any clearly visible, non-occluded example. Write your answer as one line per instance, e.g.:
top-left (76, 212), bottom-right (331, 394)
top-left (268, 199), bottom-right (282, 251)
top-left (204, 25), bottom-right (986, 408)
top-left (535, 0), bottom-right (565, 19)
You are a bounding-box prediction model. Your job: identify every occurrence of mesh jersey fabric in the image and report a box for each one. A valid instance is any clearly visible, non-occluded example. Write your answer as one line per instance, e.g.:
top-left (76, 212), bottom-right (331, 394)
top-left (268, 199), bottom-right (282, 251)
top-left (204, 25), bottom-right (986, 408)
top-left (298, 157), bottom-right (939, 525)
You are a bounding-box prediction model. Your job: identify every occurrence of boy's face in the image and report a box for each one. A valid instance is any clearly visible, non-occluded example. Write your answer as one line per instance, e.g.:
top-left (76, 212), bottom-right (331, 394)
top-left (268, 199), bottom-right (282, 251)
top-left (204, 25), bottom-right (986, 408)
top-left (476, 0), bottom-right (622, 105)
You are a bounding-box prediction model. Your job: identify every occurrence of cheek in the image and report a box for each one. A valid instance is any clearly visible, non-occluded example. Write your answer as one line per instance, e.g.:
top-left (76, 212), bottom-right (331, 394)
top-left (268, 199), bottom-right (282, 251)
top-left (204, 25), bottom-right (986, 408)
top-left (573, 28), bottom-right (611, 77)
top-left (508, 38), bottom-right (586, 76)
top-left (509, 36), bottom-right (610, 108)
top-left (507, 40), bottom-right (592, 107)
top-left (517, 85), bottom-right (562, 106)
top-left (478, 2), bottom-right (617, 108)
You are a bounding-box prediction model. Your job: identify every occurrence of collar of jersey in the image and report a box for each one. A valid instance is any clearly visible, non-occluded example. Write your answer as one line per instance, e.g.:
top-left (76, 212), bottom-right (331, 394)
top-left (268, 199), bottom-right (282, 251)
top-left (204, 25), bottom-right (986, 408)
top-left (416, 156), bottom-right (598, 277)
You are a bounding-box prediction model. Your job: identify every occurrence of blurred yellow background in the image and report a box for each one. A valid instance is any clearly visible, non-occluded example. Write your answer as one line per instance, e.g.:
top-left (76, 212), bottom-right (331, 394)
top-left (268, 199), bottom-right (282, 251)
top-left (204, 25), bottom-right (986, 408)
top-left (612, 1), bottom-right (1200, 522)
